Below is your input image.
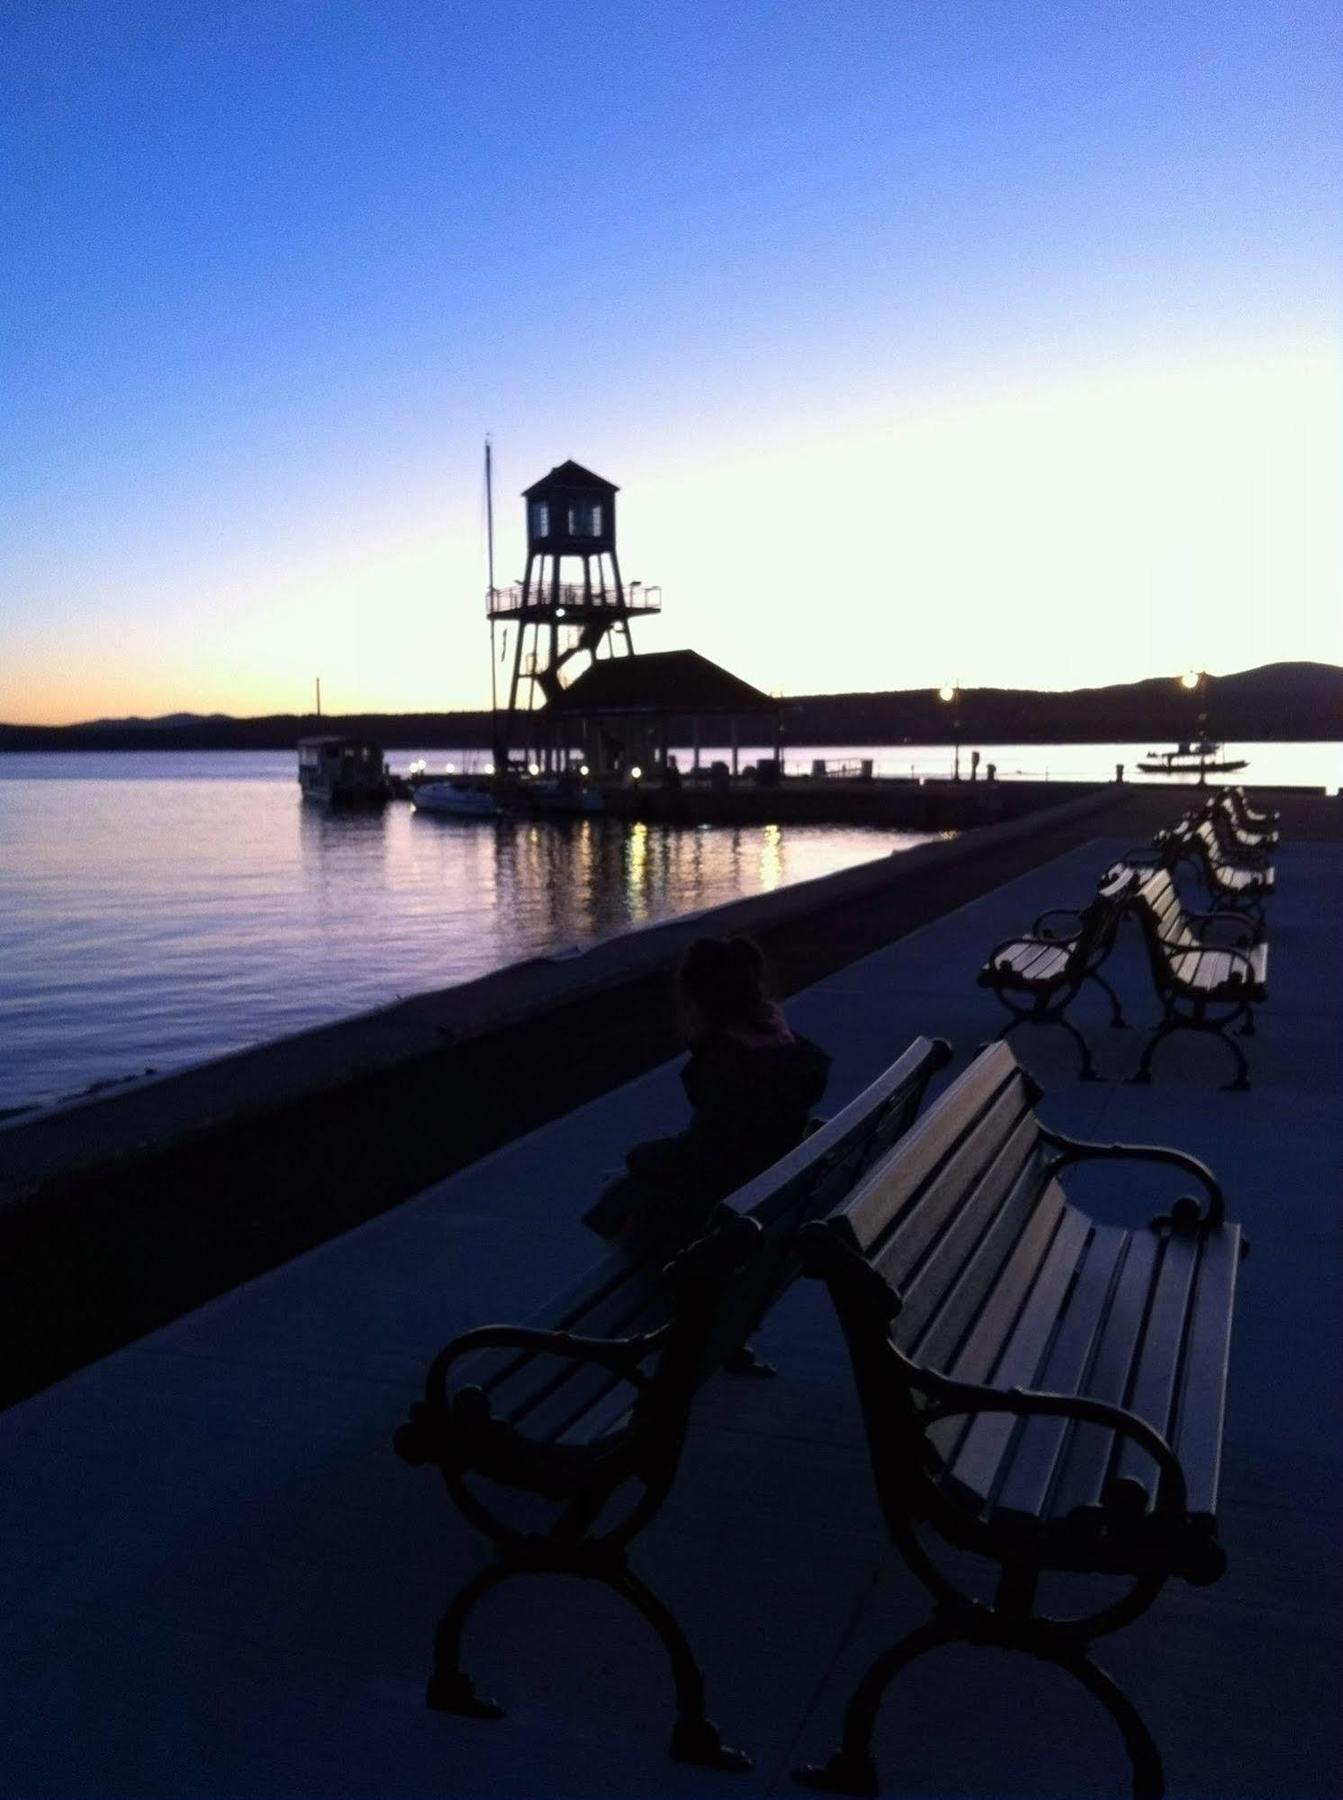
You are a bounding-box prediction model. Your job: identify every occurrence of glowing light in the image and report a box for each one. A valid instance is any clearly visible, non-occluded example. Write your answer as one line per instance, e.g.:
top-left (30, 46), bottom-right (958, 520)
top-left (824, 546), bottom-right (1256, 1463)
top-left (630, 765), bottom-right (643, 780)
top-left (579, 763), bottom-right (590, 777)
top-left (527, 763), bottom-right (540, 776)
top-left (938, 684), bottom-right (957, 704)
top-left (1180, 670), bottom-right (1201, 689)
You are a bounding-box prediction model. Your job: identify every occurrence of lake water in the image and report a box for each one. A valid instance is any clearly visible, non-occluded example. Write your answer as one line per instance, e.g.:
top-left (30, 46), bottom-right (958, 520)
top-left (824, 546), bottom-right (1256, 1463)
top-left (2, 740), bottom-right (1335, 1118)
top-left (0, 750), bottom-right (939, 1114)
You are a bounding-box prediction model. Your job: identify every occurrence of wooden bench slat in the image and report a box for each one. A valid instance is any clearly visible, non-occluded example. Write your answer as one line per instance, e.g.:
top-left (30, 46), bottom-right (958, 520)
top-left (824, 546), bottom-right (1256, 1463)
top-left (1046, 1229), bottom-right (1162, 1521)
top-left (926, 1175), bottom-right (1065, 1399)
top-left (987, 1223), bottom-right (1130, 1527)
top-left (905, 1143), bottom-right (1057, 1374)
top-left (938, 1207), bottom-right (1094, 1503)
top-left (875, 1103), bottom-right (1039, 1336)
top-left (1110, 1232), bottom-right (1202, 1505)
top-left (837, 1045), bottom-right (1023, 1256)
top-left (1170, 1225), bottom-right (1241, 1521)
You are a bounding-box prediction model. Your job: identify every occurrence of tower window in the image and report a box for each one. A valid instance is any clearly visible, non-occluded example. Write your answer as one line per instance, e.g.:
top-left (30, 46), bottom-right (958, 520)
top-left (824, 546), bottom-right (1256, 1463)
top-left (567, 502), bottom-right (602, 537)
top-left (530, 501), bottom-right (550, 538)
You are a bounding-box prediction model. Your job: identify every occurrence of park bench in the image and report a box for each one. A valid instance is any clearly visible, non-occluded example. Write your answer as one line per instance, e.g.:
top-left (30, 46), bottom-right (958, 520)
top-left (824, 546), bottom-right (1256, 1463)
top-left (1153, 816), bottom-right (1274, 933)
top-left (1227, 785), bottom-right (1279, 836)
top-left (1200, 799), bottom-right (1274, 869)
top-left (1210, 789), bottom-right (1278, 853)
top-left (1114, 864), bottom-right (1268, 1090)
top-left (976, 868), bottom-right (1135, 1080)
top-left (394, 1035), bottom-right (951, 1771)
top-left (794, 1040), bottom-right (1243, 1800)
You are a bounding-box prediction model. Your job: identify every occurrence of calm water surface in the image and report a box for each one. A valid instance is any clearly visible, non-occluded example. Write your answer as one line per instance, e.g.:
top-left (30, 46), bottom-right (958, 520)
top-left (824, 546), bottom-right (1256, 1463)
top-left (0, 751), bottom-right (937, 1113)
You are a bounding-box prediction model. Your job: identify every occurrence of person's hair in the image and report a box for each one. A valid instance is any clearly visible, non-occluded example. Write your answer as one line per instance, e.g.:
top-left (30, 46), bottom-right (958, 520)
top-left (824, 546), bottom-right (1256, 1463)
top-left (678, 935), bottom-right (773, 1031)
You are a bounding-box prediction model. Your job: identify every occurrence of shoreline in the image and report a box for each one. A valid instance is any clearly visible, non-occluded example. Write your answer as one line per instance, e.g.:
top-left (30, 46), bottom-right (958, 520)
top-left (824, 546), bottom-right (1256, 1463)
top-left (2, 781), bottom-right (1337, 1413)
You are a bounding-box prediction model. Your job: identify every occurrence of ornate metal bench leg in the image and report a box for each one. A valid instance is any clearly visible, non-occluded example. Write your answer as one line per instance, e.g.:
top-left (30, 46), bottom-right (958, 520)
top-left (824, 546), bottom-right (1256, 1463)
top-left (1056, 1014), bottom-right (1102, 1081)
top-left (794, 1616), bottom-right (949, 1796)
top-left (1054, 1649), bottom-right (1165, 1800)
top-left (426, 1564), bottom-right (514, 1719)
top-left (604, 1566), bottom-right (752, 1771)
top-left (1128, 1017), bottom-right (1177, 1084)
top-left (1087, 969), bottom-right (1129, 1028)
top-left (1215, 1022), bottom-right (1251, 1092)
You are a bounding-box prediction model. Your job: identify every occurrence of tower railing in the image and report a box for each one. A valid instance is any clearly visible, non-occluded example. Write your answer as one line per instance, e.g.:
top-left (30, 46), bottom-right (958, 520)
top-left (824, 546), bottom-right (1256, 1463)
top-left (486, 583), bottom-right (662, 619)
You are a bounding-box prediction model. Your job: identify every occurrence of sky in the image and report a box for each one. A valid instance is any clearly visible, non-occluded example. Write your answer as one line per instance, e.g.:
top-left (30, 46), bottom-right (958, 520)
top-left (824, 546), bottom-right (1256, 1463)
top-left (2, 0), bottom-right (1339, 724)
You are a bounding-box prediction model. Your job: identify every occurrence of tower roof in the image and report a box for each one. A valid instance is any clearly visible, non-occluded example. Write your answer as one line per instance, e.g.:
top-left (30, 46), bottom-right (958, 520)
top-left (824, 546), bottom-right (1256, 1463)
top-left (522, 460), bottom-right (619, 498)
top-left (552, 650), bottom-right (778, 716)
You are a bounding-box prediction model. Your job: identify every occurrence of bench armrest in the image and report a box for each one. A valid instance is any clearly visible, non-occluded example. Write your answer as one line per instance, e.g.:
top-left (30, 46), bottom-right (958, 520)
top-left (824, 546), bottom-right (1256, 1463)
top-left (1030, 906), bottom-right (1085, 939)
top-left (918, 1369), bottom-right (1189, 1518)
top-left (1153, 934), bottom-right (1260, 984)
top-left (982, 932), bottom-right (1070, 972)
top-left (423, 1322), bottom-right (661, 1412)
top-left (1183, 909), bottom-right (1257, 947)
top-left (1037, 1129), bottom-right (1225, 1229)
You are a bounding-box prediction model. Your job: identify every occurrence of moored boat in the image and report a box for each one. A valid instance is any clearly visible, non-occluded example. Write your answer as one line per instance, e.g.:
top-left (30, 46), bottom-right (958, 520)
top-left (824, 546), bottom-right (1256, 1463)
top-left (1137, 739), bottom-right (1248, 777)
top-left (412, 779), bottom-right (501, 818)
top-left (297, 736), bottom-right (389, 804)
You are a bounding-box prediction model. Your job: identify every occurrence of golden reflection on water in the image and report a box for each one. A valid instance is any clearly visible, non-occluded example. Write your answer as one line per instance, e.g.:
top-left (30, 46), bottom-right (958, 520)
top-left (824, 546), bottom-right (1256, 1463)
top-left (0, 756), bottom-right (940, 1110)
top-left (759, 822), bottom-right (784, 892)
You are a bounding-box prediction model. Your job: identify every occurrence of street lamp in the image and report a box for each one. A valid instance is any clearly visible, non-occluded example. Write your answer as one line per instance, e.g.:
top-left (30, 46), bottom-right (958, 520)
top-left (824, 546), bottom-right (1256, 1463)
top-left (1180, 669), bottom-right (1209, 785)
top-left (938, 681), bottom-right (962, 781)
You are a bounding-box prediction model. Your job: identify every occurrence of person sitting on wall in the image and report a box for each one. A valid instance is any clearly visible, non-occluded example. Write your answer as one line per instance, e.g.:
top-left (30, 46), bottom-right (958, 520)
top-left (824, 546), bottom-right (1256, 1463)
top-left (582, 936), bottom-right (831, 1361)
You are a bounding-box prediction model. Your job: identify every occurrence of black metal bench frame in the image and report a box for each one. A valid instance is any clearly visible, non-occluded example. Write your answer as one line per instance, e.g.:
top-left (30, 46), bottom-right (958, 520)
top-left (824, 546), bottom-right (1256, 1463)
top-left (1155, 818), bottom-right (1272, 935)
top-left (1121, 866), bottom-right (1267, 1090)
top-left (1209, 790), bottom-right (1277, 853)
top-left (395, 1036), bottom-right (950, 1771)
top-left (792, 1043), bottom-right (1243, 1800)
top-left (977, 876), bottom-right (1134, 1081)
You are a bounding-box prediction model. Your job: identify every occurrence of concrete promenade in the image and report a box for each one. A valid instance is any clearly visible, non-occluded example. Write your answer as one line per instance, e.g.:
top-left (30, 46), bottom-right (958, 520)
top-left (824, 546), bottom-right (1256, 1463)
top-left (1, 826), bottom-right (1339, 1797)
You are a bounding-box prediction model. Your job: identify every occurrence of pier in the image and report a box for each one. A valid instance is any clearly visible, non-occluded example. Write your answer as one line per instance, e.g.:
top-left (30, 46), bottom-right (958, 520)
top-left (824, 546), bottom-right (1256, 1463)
top-left (0, 786), bottom-right (1340, 1796)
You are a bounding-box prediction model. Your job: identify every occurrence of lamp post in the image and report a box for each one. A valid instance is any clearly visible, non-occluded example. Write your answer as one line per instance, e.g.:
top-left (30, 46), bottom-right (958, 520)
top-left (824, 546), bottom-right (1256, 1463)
top-left (1180, 668), bottom-right (1207, 785)
top-left (938, 681), bottom-right (962, 781)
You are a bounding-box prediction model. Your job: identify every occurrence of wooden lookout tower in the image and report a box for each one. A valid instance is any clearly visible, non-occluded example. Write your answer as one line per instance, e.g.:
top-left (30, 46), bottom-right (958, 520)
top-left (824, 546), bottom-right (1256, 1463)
top-left (487, 461), bottom-right (661, 770)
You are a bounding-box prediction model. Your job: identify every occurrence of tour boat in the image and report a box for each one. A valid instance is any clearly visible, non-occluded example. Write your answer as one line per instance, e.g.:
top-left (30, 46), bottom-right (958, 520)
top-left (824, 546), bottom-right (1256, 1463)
top-left (297, 736), bottom-right (389, 804)
top-left (1137, 740), bottom-right (1248, 777)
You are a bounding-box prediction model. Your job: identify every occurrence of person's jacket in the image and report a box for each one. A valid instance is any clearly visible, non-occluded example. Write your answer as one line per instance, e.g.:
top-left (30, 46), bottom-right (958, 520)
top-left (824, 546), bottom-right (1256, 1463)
top-left (624, 1010), bottom-right (831, 1212)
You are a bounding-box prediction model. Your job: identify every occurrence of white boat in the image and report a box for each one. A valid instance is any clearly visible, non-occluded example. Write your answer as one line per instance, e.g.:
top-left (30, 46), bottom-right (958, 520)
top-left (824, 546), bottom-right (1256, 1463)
top-left (412, 779), bottom-right (500, 818)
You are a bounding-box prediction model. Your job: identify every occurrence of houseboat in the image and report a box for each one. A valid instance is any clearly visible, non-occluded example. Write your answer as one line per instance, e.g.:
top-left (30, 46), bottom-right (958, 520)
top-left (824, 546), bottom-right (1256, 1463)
top-left (296, 736), bottom-right (389, 805)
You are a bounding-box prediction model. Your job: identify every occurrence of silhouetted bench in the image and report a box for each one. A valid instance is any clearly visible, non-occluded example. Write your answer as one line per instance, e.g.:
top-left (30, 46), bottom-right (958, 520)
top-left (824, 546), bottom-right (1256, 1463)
top-left (1116, 865), bottom-right (1268, 1089)
top-left (1155, 815), bottom-right (1274, 933)
top-left (795, 1041), bottom-right (1243, 1800)
top-left (1226, 785), bottom-right (1279, 837)
top-left (1213, 789), bottom-right (1278, 852)
top-left (977, 868), bottom-right (1135, 1079)
top-left (394, 1035), bottom-right (950, 1771)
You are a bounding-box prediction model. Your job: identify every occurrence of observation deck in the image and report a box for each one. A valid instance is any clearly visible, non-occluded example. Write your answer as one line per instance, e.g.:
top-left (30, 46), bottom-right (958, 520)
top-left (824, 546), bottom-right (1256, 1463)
top-left (486, 582), bottom-right (662, 622)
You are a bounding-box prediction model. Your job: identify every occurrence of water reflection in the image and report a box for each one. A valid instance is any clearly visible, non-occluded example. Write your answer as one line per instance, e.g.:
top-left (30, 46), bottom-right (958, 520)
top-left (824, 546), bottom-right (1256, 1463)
top-left (0, 783), bottom-right (937, 1110)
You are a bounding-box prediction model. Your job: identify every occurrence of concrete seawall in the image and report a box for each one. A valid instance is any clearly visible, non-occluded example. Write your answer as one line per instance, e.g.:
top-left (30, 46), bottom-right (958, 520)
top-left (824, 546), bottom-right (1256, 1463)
top-left (0, 787), bottom-right (1126, 1409)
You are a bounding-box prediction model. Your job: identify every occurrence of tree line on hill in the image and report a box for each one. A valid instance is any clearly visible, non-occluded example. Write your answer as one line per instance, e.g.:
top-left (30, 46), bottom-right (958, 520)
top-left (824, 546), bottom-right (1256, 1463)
top-left (1, 661), bottom-right (1339, 752)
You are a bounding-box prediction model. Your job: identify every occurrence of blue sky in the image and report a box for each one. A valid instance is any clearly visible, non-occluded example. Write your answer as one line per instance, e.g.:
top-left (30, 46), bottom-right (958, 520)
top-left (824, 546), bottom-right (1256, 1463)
top-left (2, 0), bottom-right (1339, 721)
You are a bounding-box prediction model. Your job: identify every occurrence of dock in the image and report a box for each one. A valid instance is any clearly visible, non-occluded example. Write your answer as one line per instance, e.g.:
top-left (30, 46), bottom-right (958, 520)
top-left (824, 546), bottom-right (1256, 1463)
top-left (1, 792), bottom-right (1339, 1796)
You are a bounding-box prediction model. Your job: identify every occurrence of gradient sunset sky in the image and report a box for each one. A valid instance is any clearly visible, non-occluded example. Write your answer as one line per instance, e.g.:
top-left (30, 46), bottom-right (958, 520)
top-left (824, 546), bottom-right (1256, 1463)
top-left (3, 1), bottom-right (1339, 724)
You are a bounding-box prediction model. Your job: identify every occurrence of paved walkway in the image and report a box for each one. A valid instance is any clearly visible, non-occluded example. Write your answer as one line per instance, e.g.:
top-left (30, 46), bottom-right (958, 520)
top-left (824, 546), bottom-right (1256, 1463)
top-left (2, 835), bottom-right (1340, 1798)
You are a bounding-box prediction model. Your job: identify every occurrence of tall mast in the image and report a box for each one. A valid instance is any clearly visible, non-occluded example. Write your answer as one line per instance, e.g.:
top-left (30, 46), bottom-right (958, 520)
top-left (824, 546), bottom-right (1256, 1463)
top-left (486, 437), bottom-right (499, 764)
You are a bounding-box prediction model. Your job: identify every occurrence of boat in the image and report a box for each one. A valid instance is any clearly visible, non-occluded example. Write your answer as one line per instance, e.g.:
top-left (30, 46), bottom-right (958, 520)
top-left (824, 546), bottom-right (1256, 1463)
top-left (412, 778), bottom-right (501, 818)
top-left (1137, 740), bottom-right (1248, 777)
top-left (297, 735), bottom-right (389, 804)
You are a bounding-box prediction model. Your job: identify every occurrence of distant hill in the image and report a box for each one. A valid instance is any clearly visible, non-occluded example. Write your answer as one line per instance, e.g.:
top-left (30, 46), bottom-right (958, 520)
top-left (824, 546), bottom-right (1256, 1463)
top-left (1, 661), bottom-right (1339, 751)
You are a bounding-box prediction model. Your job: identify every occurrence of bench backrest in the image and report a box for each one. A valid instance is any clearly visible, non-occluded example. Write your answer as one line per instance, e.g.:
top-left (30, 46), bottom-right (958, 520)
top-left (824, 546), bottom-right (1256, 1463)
top-left (695, 1034), bottom-right (953, 1376)
top-left (458, 1035), bottom-right (952, 1434)
top-left (801, 1042), bottom-right (1059, 1476)
top-left (1128, 866), bottom-right (1193, 948)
